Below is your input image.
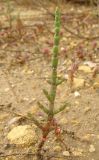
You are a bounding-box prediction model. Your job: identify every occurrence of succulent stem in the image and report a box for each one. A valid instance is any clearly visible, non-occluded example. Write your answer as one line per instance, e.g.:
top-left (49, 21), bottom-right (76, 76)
top-left (49, 7), bottom-right (61, 117)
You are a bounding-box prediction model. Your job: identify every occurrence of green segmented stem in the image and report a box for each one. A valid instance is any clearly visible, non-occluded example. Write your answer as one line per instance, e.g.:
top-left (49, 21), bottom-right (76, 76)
top-left (49, 7), bottom-right (61, 118)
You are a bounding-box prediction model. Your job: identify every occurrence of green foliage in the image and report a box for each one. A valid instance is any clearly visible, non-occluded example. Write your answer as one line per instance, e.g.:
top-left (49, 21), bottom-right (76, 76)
top-left (27, 7), bottom-right (69, 159)
top-left (37, 101), bottom-right (49, 114)
top-left (28, 6), bottom-right (69, 133)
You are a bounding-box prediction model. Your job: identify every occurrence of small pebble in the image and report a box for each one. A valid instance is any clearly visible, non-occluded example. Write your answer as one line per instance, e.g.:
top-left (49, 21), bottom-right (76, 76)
top-left (74, 91), bottom-right (80, 97)
top-left (63, 151), bottom-right (70, 156)
top-left (4, 88), bottom-right (10, 92)
top-left (89, 145), bottom-right (95, 152)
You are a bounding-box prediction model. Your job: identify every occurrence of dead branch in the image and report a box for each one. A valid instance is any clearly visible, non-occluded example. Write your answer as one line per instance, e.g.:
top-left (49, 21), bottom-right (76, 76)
top-left (0, 152), bottom-right (36, 158)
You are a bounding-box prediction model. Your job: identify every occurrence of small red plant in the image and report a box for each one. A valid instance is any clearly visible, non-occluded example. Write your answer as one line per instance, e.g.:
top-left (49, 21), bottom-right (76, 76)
top-left (68, 61), bottom-right (79, 85)
top-left (45, 40), bottom-right (54, 47)
top-left (76, 45), bottom-right (85, 60)
top-left (42, 47), bottom-right (51, 59)
top-left (92, 65), bottom-right (99, 78)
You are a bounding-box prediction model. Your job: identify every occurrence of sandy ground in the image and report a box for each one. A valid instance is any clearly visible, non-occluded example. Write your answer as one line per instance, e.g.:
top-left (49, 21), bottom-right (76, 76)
top-left (0, 1), bottom-right (99, 160)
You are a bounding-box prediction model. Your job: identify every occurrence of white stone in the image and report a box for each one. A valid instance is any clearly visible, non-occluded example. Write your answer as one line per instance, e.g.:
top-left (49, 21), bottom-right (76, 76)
top-left (8, 117), bottom-right (21, 126)
top-left (4, 88), bottom-right (10, 92)
top-left (7, 125), bottom-right (36, 146)
top-left (74, 91), bottom-right (80, 97)
top-left (78, 65), bottom-right (92, 73)
top-left (73, 78), bottom-right (85, 89)
top-left (63, 151), bottom-right (70, 156)
top-left (84, 61), bottom-right (96, 68)
top-left (64, 74), bottom-right (69, 80)
top-left (89, 145), bottom-right (95, 152)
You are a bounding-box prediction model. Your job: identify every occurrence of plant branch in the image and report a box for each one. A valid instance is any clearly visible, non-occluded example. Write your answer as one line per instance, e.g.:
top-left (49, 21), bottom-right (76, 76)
top-left (37, 101), bottom-right (49, 114)
top-left (43, 89), bottom-right (52, 102)
top-left (0, 152), bottom-right (36, 158)
top-left (54, 102), bottom-right (69, 115)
